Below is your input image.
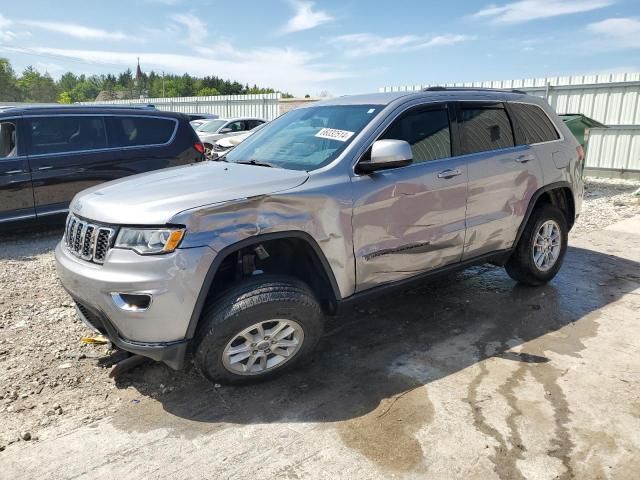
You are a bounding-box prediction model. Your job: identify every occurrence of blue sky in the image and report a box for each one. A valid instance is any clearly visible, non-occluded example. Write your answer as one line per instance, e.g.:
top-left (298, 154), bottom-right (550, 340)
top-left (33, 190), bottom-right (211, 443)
top-left (0, 0), bottom-right (638, 96)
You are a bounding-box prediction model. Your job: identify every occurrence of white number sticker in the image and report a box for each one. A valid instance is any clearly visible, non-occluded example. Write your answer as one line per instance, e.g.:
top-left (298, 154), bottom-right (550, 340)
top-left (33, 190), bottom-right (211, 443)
top-left (314, 128), bottom-right (355, 142)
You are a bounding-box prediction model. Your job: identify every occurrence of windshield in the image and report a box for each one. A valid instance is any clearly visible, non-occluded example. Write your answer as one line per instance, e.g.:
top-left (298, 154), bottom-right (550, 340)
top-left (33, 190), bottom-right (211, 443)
top-left (197, 119), bottom-right (227, 133)
top-left (224, 105), bottom-right (383, 171)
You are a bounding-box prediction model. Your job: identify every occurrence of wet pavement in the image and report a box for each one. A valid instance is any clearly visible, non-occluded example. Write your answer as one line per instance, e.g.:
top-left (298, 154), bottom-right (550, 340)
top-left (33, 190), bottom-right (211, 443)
top-left (3, 216), bottom-right (640, 479)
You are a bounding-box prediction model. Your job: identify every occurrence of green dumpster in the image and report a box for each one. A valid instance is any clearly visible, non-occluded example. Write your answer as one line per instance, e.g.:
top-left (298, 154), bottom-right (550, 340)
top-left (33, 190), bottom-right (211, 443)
top-left (559, 114), bottom-right (607, 148)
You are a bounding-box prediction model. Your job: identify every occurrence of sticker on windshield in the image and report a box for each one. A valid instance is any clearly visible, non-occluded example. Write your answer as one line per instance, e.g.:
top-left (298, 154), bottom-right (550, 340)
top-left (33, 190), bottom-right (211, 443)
top-left (315, 128), bottom-right (355, 142)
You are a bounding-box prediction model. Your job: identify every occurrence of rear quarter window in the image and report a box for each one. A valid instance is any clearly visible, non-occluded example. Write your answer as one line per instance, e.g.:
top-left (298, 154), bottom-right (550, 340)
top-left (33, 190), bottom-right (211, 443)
top-left (509, 103), bottom-right (560, 145)
top-left (105, 116), bottom-right (176, 148)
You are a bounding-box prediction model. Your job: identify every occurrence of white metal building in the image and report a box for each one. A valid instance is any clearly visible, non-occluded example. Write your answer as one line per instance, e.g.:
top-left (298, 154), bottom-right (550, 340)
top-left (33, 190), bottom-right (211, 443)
top-left (380, 73), bottom-right (640, 177)
top-left (79, 93), bottom-right (282, 121)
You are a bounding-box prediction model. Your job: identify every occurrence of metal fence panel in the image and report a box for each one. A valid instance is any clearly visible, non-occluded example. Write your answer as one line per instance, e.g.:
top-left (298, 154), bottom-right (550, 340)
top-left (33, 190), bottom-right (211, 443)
top-left (78, 93), bottom-right (282, 121)
top-left (586, 126), bottom-right (640, 171)
top-left (379, 73), bottom-right (640, 126)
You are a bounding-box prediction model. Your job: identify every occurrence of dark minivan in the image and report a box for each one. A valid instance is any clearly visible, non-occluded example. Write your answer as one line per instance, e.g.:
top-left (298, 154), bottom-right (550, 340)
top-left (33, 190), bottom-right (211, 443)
top-left (0, 105), bottom-right (205, 224)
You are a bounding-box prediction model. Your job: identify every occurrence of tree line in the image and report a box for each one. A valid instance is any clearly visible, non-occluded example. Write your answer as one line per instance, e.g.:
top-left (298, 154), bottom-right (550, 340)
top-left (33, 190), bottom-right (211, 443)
top-left (0, 58), bottom-right (292, 103)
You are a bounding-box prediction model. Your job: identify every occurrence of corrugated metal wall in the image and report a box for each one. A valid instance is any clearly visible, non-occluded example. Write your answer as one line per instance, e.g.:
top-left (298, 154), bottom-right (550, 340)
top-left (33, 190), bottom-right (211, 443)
top-left (380, 73), bottom-right (640, 173)
top-left (78, 93), bottom-right (282, 121)
top-left (586, 126), bottom-right (640, 171)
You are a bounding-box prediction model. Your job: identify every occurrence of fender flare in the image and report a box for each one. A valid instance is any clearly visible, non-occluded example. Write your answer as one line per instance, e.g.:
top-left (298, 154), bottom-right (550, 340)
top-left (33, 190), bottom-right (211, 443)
top-left (184, 231), bottom-right (342, 339)
top-left (513, 181), bottom-right (575, 247)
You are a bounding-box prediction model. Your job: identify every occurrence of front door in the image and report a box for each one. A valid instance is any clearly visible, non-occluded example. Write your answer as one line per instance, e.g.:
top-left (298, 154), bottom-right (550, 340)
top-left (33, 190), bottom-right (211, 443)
top-left (351, 104), bottom-right (468, 292)
top-left (0, 118), bottom-right (35, 223)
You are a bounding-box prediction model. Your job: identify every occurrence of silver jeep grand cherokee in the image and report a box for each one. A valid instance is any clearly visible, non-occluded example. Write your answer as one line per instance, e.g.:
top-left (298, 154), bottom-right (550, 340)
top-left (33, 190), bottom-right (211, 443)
top-left (56, 88), bottom-right (584, 384)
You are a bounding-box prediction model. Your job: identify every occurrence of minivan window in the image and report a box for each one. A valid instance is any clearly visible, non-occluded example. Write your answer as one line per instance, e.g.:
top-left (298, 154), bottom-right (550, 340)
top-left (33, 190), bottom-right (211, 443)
top-left (509, 103), bottom-right (560, 145)
top-left (225, 104), bottom-right (383, 171)
top-left (0, 121), bottom-right (17, 157)
top-left (105, 116), bottom-right (175, 148)
top-left (459, 106), bottom-right (514, 155)
top-left (381, 108), bottom-right (451, 164)
top-left (27, 116), bottom-right (107, 155)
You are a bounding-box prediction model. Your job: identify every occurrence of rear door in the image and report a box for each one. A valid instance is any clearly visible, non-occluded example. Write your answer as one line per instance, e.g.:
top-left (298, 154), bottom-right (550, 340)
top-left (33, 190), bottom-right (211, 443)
top-left (0, 117), bottom-right (35, 222)
top-left (457, 102), bottom-right (544, 260)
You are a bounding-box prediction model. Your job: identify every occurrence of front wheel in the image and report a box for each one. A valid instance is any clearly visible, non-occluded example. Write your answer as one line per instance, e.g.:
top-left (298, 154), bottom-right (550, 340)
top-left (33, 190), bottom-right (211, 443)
top-left (193, 275), bottom-right (324, 384)
top-left (505, 204), bottom-right (569, 286)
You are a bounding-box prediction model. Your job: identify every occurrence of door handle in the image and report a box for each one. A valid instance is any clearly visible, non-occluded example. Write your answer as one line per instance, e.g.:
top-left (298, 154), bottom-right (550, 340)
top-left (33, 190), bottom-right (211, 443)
top-left (38, 165), bottom-right (54, 170)
top-left (437, 168), bottom-right (462, 179)
top-left (5, 169), bottom-right (25, 175)
top-left (516, 154), bottom-right (535, 163)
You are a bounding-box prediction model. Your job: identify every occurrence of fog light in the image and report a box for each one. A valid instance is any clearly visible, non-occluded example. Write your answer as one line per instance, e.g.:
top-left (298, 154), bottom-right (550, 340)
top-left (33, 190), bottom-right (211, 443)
top-left (111, 293), bottom-right (152, 312)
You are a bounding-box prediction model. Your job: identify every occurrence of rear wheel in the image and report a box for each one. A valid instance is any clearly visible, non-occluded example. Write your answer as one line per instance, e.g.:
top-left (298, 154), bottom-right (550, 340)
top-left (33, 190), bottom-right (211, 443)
top-left (505, 204), bottom-right (568, 286)
top-left (193, 275), bottom-right (324, 384)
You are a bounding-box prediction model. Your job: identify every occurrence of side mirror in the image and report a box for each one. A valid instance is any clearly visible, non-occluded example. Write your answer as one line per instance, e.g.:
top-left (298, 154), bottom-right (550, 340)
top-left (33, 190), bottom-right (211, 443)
top-left (357, 139), bottom-right (413, 174)
top-left (219, 127), bottom-right (232, 134)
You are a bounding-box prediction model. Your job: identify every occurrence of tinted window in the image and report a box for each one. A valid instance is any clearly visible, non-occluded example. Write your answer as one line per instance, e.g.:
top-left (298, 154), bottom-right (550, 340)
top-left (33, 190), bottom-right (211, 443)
top-left (247, 120), bottom-right (264, 130)
top-left (459, 106), bottom-right (514, 155)
top-left (510, 103), bottom-right (560, 144)
top-left (226, 120), bottom-right (245, 132)
top-left (105, 116), bottom-right (175, 148)
top-left (28, 116), bottom-right (107, 155)
top-left (381, 108), bottom-right (451, 163)
top-left (0, 121), bottom-right (17, 158)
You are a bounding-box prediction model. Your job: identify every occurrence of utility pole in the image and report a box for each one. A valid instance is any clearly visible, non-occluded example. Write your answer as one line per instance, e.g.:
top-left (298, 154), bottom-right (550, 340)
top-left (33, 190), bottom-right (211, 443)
top-left (162, 71), bottom-right (165, 98)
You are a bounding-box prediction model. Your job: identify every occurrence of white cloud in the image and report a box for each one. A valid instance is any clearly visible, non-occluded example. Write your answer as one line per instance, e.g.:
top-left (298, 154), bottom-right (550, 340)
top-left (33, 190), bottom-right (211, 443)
top-left (28, 46), bottom-right (351, 95)
top-left (0, 14), bottom-right (16, 41)
top-left (171, 13), bottom-right (207, 45)
top-left (281, 0), bottom-right (333, 34)
top-left (587, 17), bottom-right (640, 49)
top-left (472, 0), bottom-right (614, 24)
top-left (330, 33), bottom-right (474, 57)
top-left (19, 19), bottom-right (135, 41)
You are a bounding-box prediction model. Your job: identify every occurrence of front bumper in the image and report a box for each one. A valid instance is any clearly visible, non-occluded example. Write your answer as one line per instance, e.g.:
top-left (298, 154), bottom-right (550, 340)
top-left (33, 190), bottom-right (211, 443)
top-left (55, 242), bottom-right (217, 369)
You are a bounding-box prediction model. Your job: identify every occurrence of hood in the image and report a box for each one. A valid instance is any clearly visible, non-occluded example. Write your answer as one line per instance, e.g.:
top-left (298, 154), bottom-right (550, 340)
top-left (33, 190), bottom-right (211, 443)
top-left (70, 162), bottom-right (309, 225)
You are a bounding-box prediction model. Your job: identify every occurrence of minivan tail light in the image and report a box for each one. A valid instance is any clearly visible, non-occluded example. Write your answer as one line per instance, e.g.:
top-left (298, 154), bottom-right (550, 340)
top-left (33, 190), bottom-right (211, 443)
top-left (194, 142), bottom-right (205, 154)
top-left (576, 145), bottom-right (585, 163)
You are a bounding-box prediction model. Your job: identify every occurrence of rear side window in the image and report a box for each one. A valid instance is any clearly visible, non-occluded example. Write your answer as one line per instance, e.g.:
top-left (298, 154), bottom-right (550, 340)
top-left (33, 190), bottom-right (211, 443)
top-left (459, 106), bottom-right (514, 155)
top-left (509, 103), bottom-right (560, 144)
top-left (381, 108), bottom-right (451, 163)
top-left (27, 116), bottom-right (107, 155)
top-left (105, 116), bottom-right (176, 148)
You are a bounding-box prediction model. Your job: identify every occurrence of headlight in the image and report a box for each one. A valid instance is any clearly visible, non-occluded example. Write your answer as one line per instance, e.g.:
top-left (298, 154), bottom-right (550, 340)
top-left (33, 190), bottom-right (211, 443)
top-left (114, 227), bottom-right (185, 255)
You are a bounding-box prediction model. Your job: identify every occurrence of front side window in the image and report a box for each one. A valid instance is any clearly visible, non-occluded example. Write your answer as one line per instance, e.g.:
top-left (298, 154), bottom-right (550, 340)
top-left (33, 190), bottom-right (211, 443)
top-left (105, 116), bottom-right (175, 148)
top-left (225, 121), bottom-right (245, 132)
top-left (0, 121), bottom-right (17, 158)
top-left (509, 103), bottom-right (560, 145)
top-left (27, 116), bottom-right (107, 155)
top-left (225, 104), bottom-right (383, 171)
top-left (380, 107), bottom-right (451, 163)
top-left (459, 105), bottom-right (515, 155)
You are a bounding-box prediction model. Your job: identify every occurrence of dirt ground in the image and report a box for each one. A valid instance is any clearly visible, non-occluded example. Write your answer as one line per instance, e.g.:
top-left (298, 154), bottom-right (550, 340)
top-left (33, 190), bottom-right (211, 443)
top-left (1, 178), bottom-right (639, 479)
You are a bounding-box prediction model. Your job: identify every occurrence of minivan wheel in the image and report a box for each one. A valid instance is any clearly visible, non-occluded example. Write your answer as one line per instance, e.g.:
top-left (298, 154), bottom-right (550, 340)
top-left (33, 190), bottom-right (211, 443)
top-left (505, 204), bottom-right (568, 286)
top-left (193, 275), bottom-right (324, 385)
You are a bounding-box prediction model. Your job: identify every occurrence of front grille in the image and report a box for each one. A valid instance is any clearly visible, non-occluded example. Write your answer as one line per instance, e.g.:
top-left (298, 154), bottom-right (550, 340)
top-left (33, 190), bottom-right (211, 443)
top-left (64, 214), bottom-right (116, 264)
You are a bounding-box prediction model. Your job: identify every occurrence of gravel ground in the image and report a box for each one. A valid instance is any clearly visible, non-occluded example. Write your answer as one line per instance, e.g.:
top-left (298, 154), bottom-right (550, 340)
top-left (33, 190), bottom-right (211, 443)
top-left (0, 177), bottom-right (638, 452)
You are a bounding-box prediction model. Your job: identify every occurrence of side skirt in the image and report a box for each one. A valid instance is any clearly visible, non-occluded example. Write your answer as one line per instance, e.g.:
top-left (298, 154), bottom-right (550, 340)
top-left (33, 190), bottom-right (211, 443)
top-left (338, 249), bottom-right (512, 311)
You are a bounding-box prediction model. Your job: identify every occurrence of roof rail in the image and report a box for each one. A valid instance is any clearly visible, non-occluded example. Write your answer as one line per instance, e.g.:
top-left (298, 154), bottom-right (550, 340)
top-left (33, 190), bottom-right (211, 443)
top-left (424, 86), bottom-right (527, 95)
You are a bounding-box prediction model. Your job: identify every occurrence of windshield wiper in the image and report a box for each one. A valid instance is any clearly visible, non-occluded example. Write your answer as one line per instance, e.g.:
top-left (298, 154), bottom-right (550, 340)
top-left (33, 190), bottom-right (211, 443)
top-left (235, 159), bottom-right (277, 168)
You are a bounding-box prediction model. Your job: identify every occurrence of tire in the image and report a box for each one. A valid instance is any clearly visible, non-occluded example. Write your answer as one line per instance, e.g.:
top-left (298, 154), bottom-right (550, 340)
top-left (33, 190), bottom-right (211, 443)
top-left (193, 275), bottom-right (324, 385)
top-left (505, 204), bottom-right (568, 286)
